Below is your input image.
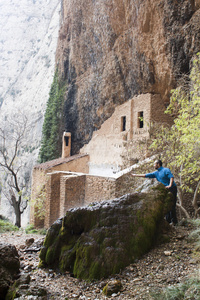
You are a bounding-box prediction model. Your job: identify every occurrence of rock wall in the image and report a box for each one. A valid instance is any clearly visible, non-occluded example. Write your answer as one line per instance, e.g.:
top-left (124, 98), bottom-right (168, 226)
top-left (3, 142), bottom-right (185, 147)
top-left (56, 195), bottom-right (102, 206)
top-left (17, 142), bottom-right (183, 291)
top-left (39, 183), bottom-right (173, 280)
top-left (55, 0), bottom-right (200, 153)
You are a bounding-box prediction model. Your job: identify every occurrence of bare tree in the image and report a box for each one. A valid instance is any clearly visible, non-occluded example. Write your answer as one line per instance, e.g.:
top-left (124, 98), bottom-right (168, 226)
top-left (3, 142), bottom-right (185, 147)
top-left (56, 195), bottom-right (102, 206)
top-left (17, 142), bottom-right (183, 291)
top-left (0, 112), bottom-right (30, 227)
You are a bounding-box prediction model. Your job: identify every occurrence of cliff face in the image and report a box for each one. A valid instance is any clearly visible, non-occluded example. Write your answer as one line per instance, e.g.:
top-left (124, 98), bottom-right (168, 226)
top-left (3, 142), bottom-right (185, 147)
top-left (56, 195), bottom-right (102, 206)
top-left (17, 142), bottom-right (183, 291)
top-left (0, 0), bottom-right (60, 226)
top-left (55, 0), bottom-right (200, 153)
top-left (0, 0), bottom-right (60, 157)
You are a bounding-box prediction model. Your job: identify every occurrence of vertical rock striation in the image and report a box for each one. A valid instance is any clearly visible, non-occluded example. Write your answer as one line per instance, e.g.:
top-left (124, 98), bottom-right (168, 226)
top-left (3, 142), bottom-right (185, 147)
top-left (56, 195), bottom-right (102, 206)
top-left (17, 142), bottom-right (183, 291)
top-left (55, 0), bottom-right (200, 153)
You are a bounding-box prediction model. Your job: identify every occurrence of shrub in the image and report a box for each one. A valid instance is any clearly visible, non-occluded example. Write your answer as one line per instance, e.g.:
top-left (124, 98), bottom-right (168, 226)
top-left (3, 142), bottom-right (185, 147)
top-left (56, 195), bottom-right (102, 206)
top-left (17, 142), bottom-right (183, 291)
top-left (0, 219), bottom-right (19, 233)
top-left (25, 224), bottom-right (47, 235)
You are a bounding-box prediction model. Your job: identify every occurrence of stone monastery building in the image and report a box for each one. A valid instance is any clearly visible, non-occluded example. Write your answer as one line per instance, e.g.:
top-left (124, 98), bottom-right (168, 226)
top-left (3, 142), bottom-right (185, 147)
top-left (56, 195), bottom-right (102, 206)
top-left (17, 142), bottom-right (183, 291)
top-left (30, 93), bottom-right (172, 228)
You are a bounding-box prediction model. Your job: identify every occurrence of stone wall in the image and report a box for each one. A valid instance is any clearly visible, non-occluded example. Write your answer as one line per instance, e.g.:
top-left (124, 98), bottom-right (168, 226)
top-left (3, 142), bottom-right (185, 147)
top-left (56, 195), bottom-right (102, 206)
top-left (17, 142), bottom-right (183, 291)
top-left (31, 159), bottom-right (156, 228)
top-left (40, 167), bottom-right (150, 228)
top-left (150, 94), bottom-right (173, 124)
top-left (115, 172), bottom-right (137, 198)
top-left (45, 172), bottom-right (61, 228)
top-left (60, 174), bottom-right (86, 214)
top-left (84, 175), bottom-right (116, 205)
top-left (38, 172), bottom-right (117, 227)
top-left (80, 93), bottom-right (172, 170)
top-left (30, 155), bottom-right (89, 227)
top-left (30, 168), bottom-right (47, 228)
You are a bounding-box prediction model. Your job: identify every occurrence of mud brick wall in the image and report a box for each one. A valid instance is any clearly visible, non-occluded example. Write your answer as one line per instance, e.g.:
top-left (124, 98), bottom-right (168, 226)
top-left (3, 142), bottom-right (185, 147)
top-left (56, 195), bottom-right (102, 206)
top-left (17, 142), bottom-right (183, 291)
top-left (60, 175), bottom-right (86, 216)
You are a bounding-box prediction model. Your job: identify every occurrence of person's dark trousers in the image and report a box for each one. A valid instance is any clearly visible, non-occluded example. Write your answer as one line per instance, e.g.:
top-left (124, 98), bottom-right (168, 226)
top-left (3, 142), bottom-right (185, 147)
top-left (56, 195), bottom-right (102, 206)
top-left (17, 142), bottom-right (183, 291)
top-left (165, 186), bottom-right (178, 225)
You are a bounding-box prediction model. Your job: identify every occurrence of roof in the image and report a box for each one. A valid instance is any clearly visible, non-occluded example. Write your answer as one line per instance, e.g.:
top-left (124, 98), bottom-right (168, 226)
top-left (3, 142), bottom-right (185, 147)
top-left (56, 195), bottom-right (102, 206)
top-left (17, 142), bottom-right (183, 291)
top-left (34, 154), bottom-right (89, 170)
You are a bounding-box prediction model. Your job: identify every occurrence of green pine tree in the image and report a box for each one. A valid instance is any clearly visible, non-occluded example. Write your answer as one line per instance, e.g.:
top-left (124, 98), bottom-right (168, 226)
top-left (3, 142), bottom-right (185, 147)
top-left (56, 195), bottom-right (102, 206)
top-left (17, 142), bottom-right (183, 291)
top-left (39, 70), bottom-right (66, 163)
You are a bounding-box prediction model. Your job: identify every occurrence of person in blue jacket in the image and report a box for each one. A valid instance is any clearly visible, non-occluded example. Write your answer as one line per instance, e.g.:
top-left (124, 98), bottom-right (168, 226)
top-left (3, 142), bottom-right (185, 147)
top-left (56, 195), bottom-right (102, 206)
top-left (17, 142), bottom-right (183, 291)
top-left (131, 159), bottom-right (178, 225)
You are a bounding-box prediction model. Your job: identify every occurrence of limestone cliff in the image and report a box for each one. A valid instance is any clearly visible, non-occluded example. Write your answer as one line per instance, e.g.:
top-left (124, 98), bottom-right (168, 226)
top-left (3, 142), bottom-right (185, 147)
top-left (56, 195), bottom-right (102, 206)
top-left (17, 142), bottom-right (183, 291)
top-left (0, 0), bottom-right (60, 226)
top-left (55, 0), bottom-right (200, 153)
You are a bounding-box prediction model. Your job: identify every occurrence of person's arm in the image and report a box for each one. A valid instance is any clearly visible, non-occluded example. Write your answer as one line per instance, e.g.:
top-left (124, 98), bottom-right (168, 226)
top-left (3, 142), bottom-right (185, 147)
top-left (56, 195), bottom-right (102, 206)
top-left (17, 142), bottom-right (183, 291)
top-left (166, 177), bottom-right (174, 189)
top-left (131, 174), bottom-right (146, 178)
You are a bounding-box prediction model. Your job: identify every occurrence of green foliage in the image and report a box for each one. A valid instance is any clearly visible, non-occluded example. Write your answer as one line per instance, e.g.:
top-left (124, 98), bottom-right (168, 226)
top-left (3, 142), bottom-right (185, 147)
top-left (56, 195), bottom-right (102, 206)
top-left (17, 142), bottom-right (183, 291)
top-left (152, 219), bottom-right (200, 300)
top-left (188, 219), bottom-right (200, 252)
top-left (39, 70), bottom-right (66, 163)
top-left (25, 224), bottom-right (47, 235)
top-left (150, 53), bottom-right (200, 193)
top-left (31, 184), bottom-right (46, 221)
top-left (191, 219), bottom-right (200, 227)
top-left (151, 276), bottom-right (200, 300)
top-left (25, 224), bottom-right (38, 234)
top-left (0, 219), bottom-right (19, 233)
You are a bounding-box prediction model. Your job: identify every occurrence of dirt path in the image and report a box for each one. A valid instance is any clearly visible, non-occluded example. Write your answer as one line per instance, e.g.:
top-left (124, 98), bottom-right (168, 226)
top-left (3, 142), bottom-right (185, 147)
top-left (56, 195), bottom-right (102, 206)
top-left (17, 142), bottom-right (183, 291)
top-left (1, 223), bottom-right (199, 299)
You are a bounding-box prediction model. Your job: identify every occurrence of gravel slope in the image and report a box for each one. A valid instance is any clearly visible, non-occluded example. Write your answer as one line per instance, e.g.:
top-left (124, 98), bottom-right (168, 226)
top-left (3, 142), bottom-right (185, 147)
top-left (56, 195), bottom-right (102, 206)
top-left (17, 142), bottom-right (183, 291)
top-left (0, 223), bottom-right (199, 299)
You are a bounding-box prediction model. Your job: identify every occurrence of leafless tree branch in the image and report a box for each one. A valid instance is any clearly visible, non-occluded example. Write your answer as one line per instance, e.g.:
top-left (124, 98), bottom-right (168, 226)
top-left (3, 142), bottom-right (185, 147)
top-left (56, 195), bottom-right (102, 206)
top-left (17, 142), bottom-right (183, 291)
top-left (0, 112), bottom-right (30, 227)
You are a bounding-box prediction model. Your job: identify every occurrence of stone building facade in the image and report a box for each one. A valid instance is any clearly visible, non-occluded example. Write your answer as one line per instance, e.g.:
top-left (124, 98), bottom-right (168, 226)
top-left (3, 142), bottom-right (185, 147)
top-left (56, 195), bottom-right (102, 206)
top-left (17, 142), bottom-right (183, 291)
top-left (80, 93), bottom-right (172, 173)
top-left (30, 93), bottom-right (172, 228)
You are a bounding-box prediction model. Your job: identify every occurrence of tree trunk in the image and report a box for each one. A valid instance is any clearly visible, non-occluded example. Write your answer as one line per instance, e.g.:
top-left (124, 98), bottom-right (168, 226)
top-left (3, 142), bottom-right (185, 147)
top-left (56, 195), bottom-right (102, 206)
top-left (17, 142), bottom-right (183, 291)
top-left (192, 181), bottom-right (200, 218)
top-left (15, 208), bottom-right (21, 228)
top-left (176, 203), bottom-right (190, 219)
top-left (176, 186), bottom-right (190, 219)
top-left (12, 198), bottom-right (21, 228)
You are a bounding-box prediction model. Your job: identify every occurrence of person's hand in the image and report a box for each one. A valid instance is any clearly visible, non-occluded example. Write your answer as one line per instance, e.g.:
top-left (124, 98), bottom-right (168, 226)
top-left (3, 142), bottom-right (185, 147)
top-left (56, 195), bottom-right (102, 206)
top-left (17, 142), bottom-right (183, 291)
top-left (165, 185), bottom-right (171, 189)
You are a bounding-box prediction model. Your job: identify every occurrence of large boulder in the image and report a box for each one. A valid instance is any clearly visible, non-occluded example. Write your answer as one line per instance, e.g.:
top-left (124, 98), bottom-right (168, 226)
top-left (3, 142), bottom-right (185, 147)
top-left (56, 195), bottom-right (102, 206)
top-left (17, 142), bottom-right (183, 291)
top-left (39, 183), bottom-right (173, 280)
top-left (0, 243), bottom-right (20, 300)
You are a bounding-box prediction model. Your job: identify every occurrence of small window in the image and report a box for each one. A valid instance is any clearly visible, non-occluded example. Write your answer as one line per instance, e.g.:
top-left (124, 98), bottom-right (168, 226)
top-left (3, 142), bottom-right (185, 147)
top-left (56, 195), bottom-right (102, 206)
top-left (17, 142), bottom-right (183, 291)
top-left (121, 116), bottom-right (126, 131)
top-left (65, 136), bottom-right (69, 146)
top-left (138, 111), bottom-right (144, 128)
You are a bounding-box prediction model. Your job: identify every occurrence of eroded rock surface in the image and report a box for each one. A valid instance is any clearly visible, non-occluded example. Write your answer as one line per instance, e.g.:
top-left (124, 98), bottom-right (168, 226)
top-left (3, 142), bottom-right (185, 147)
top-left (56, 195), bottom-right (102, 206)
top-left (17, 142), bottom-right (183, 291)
top-left (56, 0), bottom-right (200, 153)
top-left (39, 183), bottom-right (173, 280)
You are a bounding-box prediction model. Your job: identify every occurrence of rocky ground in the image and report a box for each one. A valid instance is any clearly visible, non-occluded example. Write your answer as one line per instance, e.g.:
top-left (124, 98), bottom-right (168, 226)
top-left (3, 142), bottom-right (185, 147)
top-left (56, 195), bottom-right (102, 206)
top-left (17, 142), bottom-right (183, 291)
top-left (1, 222), bottom-right (199, 300)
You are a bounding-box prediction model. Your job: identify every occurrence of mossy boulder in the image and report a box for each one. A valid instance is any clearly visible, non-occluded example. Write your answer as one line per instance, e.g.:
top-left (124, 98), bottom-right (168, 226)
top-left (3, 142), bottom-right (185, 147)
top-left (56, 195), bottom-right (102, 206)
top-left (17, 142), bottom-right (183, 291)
top-left (102, 280), bottom-right (122, 296)
top-left (5, 273), bottom-right (48, 300)
top-left (39, 183), bottom-right (173, 280)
